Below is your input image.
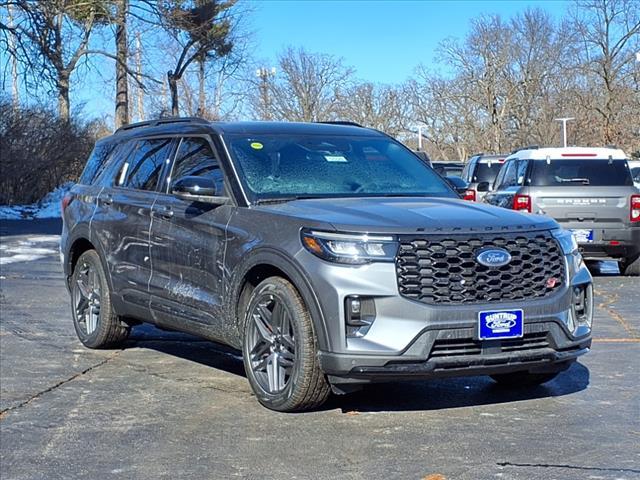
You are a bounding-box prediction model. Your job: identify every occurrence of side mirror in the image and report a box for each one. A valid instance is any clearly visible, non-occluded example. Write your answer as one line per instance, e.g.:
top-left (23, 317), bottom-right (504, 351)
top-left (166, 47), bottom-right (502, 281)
top-left (444, 176), bottom-right (469, 195)
top-left (476, 181), bottom-right (491, 192)
top-left (171, 176), bottom-right (227, 204)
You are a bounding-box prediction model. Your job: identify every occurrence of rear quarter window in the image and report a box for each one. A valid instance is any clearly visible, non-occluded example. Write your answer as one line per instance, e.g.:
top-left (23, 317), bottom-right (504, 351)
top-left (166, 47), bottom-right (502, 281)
top-left (79, 142), bottom-right (117, 185)
top-left (529, 159), bottom-right (633, 186)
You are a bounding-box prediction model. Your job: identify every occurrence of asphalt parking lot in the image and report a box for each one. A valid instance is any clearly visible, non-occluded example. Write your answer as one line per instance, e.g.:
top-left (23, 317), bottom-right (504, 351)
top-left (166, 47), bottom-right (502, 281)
top-left (1, 220), bottom-right (639, 480)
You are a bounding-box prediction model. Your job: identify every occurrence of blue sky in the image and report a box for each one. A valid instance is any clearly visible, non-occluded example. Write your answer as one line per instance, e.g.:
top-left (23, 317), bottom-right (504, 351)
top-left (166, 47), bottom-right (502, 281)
top-left (247, 0), bottom-right (570, 84)
top-left (4, 0), bottom-right (572, 120)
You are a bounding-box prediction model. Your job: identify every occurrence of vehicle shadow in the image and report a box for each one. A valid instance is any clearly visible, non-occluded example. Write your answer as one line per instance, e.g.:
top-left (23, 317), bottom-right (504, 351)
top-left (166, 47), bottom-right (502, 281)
top-left (126, 324), bottom-right (247, 379)
top-left (127, 325), bottom-right (590, 413)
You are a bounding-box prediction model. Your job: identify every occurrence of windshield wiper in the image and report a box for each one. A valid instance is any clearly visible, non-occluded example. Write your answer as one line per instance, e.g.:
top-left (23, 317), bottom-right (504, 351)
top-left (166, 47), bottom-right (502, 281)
top-left (558, 177), bottom-right (590, 185)
top-left (254, 195), bottom-right (323, 205)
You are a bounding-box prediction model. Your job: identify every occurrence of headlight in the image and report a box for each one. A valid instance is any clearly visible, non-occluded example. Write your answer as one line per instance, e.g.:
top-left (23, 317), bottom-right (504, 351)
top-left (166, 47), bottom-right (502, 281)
top-left (301, 230), bottom-right (398, 264)
top-left (552, 229), bottom-right (578, 255)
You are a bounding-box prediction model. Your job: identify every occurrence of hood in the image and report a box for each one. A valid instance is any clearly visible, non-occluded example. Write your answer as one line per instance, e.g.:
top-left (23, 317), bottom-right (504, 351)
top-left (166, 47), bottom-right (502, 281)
top-left (254, 197), bottom-right (558, 234)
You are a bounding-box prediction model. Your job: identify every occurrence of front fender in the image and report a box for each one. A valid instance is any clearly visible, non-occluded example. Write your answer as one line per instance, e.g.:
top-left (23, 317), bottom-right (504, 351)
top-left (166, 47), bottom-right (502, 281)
top-left (224, 247), bottom-right (331, 352)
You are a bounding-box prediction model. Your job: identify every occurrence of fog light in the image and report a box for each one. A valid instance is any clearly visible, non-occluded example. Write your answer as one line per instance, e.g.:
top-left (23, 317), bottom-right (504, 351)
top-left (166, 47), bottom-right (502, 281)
top-left (345, 296), bottom-right (376, 337)
top-left (571, 283), bottom-right (593, 335)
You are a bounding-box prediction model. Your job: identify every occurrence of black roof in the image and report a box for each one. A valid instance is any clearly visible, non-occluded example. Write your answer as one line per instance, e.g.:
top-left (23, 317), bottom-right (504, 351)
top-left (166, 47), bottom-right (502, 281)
top-left (111, 118), bottom-right (382, 140)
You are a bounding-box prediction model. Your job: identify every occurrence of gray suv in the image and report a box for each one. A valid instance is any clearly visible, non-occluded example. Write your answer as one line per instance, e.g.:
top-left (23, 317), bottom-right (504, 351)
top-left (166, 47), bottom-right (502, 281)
top-left (460, 153), bottom-right (508, 201)
top-left (483, 147), bottom-right (640, 276)
top-left (61, 119), bottom-right (593, 411)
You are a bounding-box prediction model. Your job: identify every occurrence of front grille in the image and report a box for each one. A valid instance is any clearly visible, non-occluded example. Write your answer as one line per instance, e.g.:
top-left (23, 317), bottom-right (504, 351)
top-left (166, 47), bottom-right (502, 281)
top-left (429, 332), bottom-right (550, 359)
top-left (396, 231), bottom-right (565, 305)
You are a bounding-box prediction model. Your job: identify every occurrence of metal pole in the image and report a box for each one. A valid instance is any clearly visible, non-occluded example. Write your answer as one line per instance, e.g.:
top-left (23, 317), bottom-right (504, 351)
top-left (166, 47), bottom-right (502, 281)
top-left (417, 126), bottom-right (423, 151)
top-left (554, 117), bottom-right (574, 148)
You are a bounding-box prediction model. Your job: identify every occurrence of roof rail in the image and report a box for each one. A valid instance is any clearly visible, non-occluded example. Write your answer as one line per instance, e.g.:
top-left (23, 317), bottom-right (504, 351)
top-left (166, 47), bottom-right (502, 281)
top-left (511, 145), bottom-right (539, 154)
top-left (115, 116), bottom-right (210, 134)
top-left (315, 121), bottom-right (364, 128)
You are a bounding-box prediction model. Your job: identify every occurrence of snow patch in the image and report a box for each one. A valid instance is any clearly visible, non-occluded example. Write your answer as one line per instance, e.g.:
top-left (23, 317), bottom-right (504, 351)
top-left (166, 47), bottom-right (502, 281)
top-left (0, 183), bottom-right (73, 220)
top-left (0, 235), bottom-right (60, 265)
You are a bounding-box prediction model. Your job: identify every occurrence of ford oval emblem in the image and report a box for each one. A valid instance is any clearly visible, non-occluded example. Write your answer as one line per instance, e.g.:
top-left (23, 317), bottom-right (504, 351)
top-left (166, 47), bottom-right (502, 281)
top-left (476, 248), bottom-right (512, 268)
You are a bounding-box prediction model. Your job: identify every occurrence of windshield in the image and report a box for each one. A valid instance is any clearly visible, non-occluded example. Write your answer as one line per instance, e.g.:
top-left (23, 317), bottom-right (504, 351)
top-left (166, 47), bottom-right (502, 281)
top-left (226, 134), bottom-right (456, 201)
top-left (529, 159), bottom-right (633, 186)
top-left (472, 162), bottom-right (503, 183)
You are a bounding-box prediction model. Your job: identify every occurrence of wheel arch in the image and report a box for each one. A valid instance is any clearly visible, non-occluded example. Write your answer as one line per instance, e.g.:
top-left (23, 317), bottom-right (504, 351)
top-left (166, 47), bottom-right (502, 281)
top-left (226, 248), bottom-right (331, 352)
top-left (65, 231), bottom-right (114, 294)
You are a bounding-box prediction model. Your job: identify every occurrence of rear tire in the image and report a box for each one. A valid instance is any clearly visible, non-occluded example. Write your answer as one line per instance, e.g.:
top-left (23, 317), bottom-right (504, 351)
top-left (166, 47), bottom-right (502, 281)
top-left (621, 256), bottom-right (640, 276)
top-left (71, 250), bottom-right (130, 348)
top-left (490, 371), bottom-right (559, 387)
top-left (242, 276), bottom-right (330, 412)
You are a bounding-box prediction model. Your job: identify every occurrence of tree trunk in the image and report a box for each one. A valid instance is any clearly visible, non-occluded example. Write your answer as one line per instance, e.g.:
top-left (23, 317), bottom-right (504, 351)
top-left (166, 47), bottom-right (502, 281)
top-left (114, 0), bottom-right (129, 128)
top-left (197, 58), bottom-right (206, 117)
top-left (168, 71), bottom-right (179, 116)
top-left (58, 72), bottom-right (70, 121)
top-left (7, 3), bottom-right (19, 110)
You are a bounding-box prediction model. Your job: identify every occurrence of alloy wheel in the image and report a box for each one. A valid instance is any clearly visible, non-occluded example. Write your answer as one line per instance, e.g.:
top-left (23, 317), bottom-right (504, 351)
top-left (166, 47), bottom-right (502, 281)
top-left (73, 261), bottom-right (101, 335)
top-left (247, 293), bottom-right (297, 394)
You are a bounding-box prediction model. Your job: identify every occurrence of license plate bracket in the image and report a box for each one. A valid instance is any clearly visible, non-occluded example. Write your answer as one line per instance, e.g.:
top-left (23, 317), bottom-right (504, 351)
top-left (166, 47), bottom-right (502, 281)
top-left (478, 309), bottom-right (524, 340)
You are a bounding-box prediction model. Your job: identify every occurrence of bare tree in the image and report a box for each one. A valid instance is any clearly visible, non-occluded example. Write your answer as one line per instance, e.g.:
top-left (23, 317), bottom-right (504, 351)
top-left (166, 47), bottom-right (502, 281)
top-left (570, 0), bottom-right (640, 144)
top-left (160, 0), bottom-right (236, 116)
top-left (254, 47), bottom-right (353, 122)
top-left (337, 82), bottom-right (410, 137)
top-left (0, 0), bottom-right (106, 121)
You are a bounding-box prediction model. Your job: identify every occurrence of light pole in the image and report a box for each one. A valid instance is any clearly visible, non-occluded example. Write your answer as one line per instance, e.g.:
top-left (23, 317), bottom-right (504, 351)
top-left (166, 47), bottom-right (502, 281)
top-left (554, 117), bottom-right (574, 148)
top-left (256, 67), bottom-right (276, 120)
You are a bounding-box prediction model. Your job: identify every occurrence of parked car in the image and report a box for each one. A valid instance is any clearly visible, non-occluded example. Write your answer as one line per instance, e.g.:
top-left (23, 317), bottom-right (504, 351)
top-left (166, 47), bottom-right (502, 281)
top-left (432, 161), bottom-right (465, 178)
top-left (61, 119), bottom-right (593, 412)
top-left (460, 154), bottom-right (507, 201)
top-left (483, 146), bottom-right (640, 276)
top-left (628, 159), bottom-right (640, 189)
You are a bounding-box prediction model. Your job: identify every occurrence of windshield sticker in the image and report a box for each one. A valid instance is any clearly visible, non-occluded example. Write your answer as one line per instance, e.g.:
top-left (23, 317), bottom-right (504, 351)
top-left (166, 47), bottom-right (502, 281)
top-left (325, 155), bottom-right (348, 163)
top-left (250, 142), bottom-right (263, 150)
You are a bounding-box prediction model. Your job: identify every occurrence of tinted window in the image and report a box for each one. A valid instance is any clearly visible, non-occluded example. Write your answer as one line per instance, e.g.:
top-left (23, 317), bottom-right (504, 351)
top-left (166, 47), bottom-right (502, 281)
top-left (472, 161), bottom-right (503, 183)
top-left (515, 160), bottom-right (528, 185)
top-left (497, 161), bottom-right (517, 189)
top-left (227, 134), bottom-right (456, 201)
top-left (169, 137), bottom-right (224, 193)
top-left (122, 138), bottom-right (173, 191)
top-left (80, 142), bottom-right (117, 185)
top-left (461, 161), bottom-right (472, 182)
top-left (631, 167), bottom-right (640, 183)
top-left (529, 159), bottom-right (633, 186)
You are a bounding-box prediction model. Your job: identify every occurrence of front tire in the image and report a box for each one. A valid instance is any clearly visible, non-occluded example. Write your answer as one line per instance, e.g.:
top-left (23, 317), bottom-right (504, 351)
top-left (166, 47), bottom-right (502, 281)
top-left (242, 277), bottom-right (330, 412)
top-left (490, 371), bottom-right (559, 387)
top-left (71, 250), bottom-right (130, 348)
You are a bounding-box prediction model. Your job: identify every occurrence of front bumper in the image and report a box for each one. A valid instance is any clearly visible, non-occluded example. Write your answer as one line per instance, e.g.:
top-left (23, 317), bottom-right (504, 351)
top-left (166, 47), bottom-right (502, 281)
top-left (319, 321), bottom-right (590, 382)
top-left (298, 242), bottom-right (593, 382)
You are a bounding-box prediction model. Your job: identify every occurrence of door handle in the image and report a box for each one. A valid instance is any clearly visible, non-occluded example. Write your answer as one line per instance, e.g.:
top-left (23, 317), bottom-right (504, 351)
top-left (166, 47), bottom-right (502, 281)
top-left (157, 207), bottom-right (174, 219)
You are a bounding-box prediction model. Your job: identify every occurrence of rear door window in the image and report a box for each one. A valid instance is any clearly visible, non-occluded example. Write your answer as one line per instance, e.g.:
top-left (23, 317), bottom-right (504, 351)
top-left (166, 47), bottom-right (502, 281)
top-left (118, 138), bottom-right (174, 191)
top-left (529, 159), bottom-right (633, 186)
